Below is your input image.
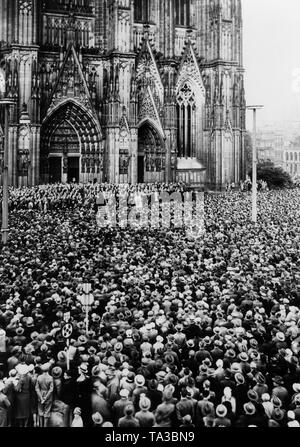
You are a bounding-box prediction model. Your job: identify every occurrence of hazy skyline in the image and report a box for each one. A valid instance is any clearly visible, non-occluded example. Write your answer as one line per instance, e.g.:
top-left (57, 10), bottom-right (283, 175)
top-left (243, 0), bottom-right (300, 129)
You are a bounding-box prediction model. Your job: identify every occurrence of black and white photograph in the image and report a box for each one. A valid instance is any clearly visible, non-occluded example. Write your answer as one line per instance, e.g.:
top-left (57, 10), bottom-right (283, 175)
top-left (0, 0), bottom-right (299, 436)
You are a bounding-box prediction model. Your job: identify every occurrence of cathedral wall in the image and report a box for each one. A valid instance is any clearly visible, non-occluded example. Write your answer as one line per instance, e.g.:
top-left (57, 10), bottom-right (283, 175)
top-left (0, 0), bottom-right (246, 189)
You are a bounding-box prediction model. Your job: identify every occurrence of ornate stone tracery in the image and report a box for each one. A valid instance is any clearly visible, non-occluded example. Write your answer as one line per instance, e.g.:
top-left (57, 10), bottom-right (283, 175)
top-left (19, 0), bottom-right (32, 13)
top-left (175, 42), bottom-right (205, 160)
top-left (136, 37), bottom-right (164, 106)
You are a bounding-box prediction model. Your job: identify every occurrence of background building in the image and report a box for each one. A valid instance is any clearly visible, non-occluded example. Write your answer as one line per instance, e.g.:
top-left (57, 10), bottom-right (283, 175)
top-left (256, 129), bottom-right (285, 166)
top-left (0, 0), bottom-right (246, 189)
top-left (282, 136), bottom-right (300, 179)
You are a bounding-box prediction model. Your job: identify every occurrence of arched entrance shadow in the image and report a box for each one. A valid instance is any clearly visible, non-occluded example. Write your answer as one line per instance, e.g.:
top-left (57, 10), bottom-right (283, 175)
top-left (137, 120), bottom-right (165, 184)
top-left (40, 100), bottom-right (102, 184)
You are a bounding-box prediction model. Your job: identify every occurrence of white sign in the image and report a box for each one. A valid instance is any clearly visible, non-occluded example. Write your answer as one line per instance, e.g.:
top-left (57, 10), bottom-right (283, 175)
top-left (62, 323), bottom-right (73, 339)
top-left (78, 293), bottom-right (94, 307)
top-left (82, 283), bottom-right (92, 294)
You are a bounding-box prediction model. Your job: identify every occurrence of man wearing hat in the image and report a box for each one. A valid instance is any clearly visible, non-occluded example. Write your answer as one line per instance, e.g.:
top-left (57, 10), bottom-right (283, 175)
top-left (75, 363), bottom-right (93, 427)
top-left (236, 402), bottom-right (263, 427)
top-left (253, 372), bottom-right (268, 400)
top-left (51, 366), bottom-right (63, 401)
top-left (112, 389), bottom-right (132, 425)
top-left (132, 375), bottom-right (147, 410)
top-left (122, 372), bottom-right (135, 395)
top-left (135, 396), bottom-right (155, 427)
top-left (118, 404), bottom-right (140, 428)
top-left (91, 379), bottom-right (111, 422)
top-left (271, 376), bottom-right (289, 407)
top-left (35, 363), bottom-right (54, 427)
top-left (174, 324), bottom-right (186, 348)
top-left (213, 404), bottom-right (231, 427)
top-left (238, 352), bottom-right (251, 375)
top-left (106, 364), bottom-right (120, 407)
top-left (154, 386), bottom-right (177, 427)
top-left (175, 388), bottom-right (196, 425)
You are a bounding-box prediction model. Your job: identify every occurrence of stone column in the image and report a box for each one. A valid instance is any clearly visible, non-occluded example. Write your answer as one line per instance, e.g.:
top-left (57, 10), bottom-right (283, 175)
top-left (130, 127), bottom-right (138, 184)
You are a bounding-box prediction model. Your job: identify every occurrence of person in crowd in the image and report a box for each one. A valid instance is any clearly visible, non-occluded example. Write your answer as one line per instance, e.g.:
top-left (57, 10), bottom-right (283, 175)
top-left (35, 363), bottom-right (54, 427)
top-left (0, 381), bottom-right (11, 427)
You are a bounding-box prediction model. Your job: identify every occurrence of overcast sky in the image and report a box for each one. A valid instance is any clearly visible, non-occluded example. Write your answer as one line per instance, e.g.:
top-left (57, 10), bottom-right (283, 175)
top-left (243, 0), bottom-right (300, 127)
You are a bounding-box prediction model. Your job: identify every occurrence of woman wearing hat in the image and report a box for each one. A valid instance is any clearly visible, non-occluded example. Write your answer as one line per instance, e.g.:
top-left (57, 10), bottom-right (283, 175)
top-left (14, 364), bottom-right (32, 427)
top-left (71, 407), bottom-right (84, 427)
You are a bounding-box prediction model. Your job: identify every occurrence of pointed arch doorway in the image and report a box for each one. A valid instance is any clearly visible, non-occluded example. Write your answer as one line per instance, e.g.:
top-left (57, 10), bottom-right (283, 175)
top-left (137, 121), bottom-right (165, 184)
top-left (41, 100), bottom-right (102, 184)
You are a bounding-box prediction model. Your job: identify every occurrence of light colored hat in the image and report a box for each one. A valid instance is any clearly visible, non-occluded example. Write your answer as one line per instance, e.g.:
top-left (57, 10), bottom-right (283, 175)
top-left (92, 412), bottom-right (103, 425)
top-left (216, 404), bottom-right (227, 418)
top-left (16, 326), bottom-right (25, 336)
top-left (102, 422), bottom-right (114, 427)
top-left (288, 410), bottom-right (296, 420)
top-left (41, 363), bottom-right (51, 373)
top-left (16, 364), bottom-right (29, 375)
top-left (139, 396), bottom-right (151, 411)
top-left (79, 363), bottom-right (88, 374)
top-left (276, 332), bottom-right (285, 342)
top-left (135, 374), bottom-right (145, 387)
top-left (244, 402), bottom-right (256, 416)
top-left (262, 393), bottom-right (270, 402)
top-left (120, 388), bottom-right (130, 398)
top-left (292, 383), bottom-right (300, 393)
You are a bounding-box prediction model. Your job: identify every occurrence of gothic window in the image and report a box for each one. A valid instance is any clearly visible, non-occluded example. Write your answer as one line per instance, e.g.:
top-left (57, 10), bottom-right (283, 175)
top-left (175, 0), bottom-right (190, 27)
top-left (134, 0), bottom-right (150, 23)
top-left (177, 83), bottom-right (196, 158)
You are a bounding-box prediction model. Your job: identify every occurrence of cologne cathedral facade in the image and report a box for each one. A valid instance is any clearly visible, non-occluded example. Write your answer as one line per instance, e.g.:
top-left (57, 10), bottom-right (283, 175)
top-left (0, 0), bottom-right (246, 189)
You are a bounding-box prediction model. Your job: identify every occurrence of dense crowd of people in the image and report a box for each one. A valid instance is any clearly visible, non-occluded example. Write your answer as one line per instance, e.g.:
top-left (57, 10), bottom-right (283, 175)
top-left (7, 182), bottom-right (189, 212)
top-left (0, 182), bottom-right (299, 428)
